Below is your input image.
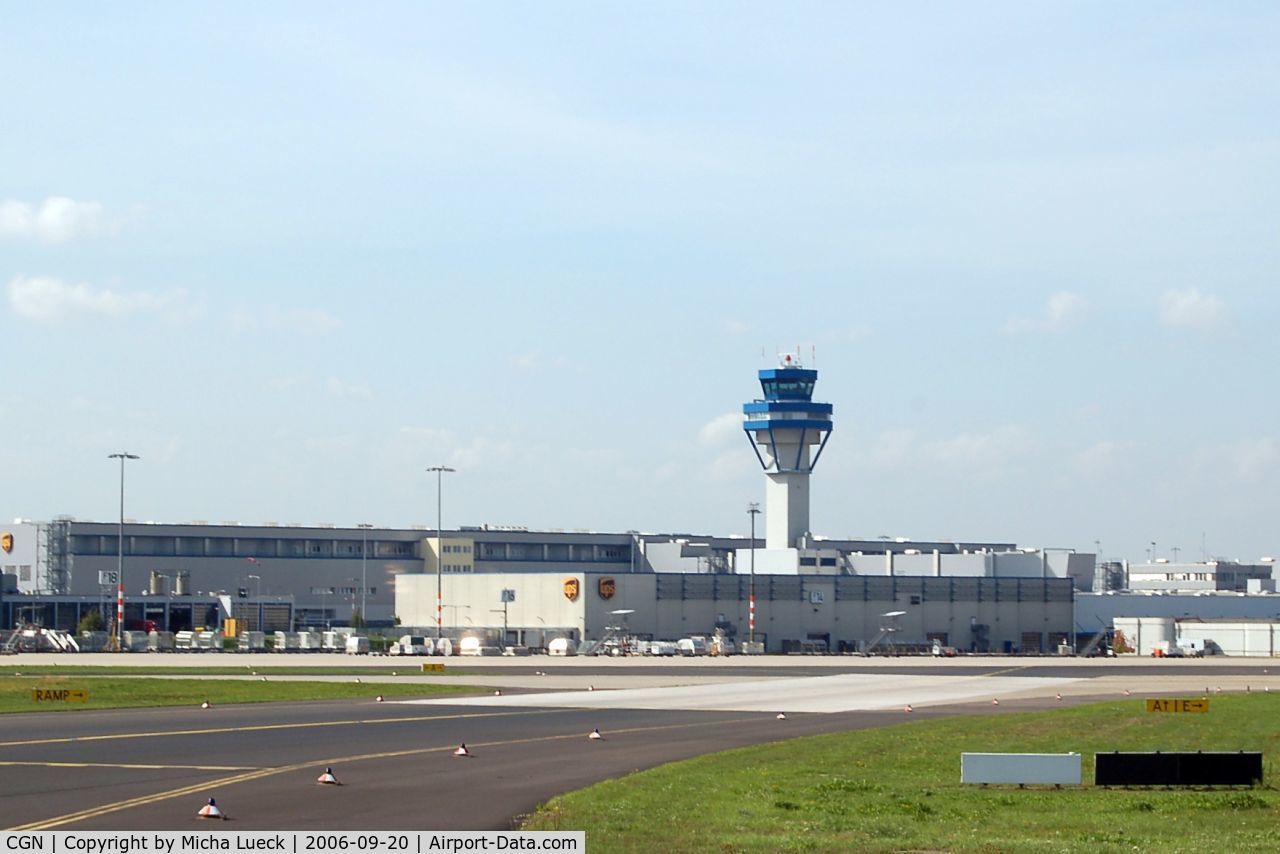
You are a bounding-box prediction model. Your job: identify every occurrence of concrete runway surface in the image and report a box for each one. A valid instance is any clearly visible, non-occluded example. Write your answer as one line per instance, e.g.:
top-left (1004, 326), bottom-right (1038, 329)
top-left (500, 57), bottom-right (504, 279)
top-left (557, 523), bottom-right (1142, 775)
top-left (2, 656), bottom-right (1277, 830)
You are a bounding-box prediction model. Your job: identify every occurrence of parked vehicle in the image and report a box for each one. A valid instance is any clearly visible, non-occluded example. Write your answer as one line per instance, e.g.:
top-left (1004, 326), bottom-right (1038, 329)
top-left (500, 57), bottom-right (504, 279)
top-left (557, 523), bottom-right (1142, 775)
top-left (345, 635), bottom-right (370, 655)
top-left (548, 637), bottom-right (578, 656)
top-left (389, 634), bottom-right (432, 656)
top-left (677, 636), bottom-right (709, 656)
top-left (648, 641), bottom-right (678, 657)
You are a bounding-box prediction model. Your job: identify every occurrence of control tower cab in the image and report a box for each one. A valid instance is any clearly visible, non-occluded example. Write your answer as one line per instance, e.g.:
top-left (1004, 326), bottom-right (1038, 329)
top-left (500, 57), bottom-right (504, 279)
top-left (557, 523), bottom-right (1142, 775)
top-left (743, 353), bottom-right (833, 550)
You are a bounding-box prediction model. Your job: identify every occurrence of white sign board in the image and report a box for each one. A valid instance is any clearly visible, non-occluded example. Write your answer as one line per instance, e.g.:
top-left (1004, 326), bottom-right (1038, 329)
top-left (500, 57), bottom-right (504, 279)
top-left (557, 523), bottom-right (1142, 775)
top-left (961, 753), bottom-right (1081, 786)
top-left (98, 570), bottom-right (120, 586)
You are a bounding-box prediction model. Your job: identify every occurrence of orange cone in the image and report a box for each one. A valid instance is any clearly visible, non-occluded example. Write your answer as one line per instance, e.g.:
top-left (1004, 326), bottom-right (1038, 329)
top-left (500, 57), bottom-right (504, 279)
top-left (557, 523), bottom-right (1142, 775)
top-left (317, 767), bottom-right (340, 785)
top-left (197, 798), bottom-right (224, 819)
top-left (453, 744), bottom-right (472, 757)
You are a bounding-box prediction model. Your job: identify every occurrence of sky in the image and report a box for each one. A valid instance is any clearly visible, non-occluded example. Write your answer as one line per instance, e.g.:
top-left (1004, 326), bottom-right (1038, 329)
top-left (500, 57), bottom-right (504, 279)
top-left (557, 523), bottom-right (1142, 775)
top-left (2, 3), bottom-right (1278, 565)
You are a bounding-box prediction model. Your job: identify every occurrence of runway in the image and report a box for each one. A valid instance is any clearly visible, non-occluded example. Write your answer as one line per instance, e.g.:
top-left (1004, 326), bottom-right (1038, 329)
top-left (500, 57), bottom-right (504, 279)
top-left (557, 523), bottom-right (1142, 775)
top-left (2, 657), bottom-right (1276, 830)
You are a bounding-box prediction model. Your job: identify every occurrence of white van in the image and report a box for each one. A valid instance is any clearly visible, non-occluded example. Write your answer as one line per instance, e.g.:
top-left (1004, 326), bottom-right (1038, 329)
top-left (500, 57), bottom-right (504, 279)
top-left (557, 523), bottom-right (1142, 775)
top-left (548, 637), bottom-right (577, 656)
top-left (345, 635), bottom-right (370, 655)
top-left (677, 637), bottom-right (708, 656)
top-left (389, 634), bottom-right (432, 656)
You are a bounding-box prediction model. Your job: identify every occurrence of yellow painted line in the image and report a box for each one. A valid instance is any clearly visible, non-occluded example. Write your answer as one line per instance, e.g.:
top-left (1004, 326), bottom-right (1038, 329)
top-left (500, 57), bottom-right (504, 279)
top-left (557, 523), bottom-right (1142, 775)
top-left (978, 665), bottom-right (1034, 678)
top-left (8, 715), bottom-right (763, 831)
top-left (0, 709), bottom-right (553, 749)
top-left (0, 760), bottom-right (260, 771)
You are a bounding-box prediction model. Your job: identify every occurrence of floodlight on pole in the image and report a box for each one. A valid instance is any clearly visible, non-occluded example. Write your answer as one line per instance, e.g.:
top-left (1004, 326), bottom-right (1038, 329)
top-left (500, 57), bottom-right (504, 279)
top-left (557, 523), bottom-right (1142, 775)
top-left (357, 523), bottom-right (373, 625)
top-left (426, 466), bottom-right (456, 640)
top-left (108, 452), bottom-right (140, 648)
top-left (748, 502), bottom-right (760, 646)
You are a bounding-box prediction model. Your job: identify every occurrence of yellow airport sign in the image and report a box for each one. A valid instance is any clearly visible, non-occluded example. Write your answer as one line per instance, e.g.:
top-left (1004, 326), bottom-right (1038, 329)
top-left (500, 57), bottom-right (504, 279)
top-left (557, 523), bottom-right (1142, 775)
top-left (421, 662), bottom-right (446, 673)
top-left (1145, 698), bottom-right (1209, 714)
top-left (32, 688), bottom-right (88, 703)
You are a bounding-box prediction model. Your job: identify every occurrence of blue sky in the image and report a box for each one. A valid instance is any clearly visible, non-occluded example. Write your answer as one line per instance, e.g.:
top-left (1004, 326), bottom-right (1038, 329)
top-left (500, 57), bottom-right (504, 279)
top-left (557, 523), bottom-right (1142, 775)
top-left (2, 3), bottom-right (1277, 564)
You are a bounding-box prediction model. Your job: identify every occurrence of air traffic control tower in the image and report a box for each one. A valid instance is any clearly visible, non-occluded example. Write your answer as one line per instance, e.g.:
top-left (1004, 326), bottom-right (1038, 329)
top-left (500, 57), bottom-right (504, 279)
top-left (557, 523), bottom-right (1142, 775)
top-left (743, 354), bottom-right (833, 550)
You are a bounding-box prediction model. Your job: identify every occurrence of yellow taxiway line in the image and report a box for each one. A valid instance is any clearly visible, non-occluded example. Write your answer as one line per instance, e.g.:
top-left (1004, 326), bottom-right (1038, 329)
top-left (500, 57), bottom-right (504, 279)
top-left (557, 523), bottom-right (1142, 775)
top-left (8, 714), bottom-right (762, 831)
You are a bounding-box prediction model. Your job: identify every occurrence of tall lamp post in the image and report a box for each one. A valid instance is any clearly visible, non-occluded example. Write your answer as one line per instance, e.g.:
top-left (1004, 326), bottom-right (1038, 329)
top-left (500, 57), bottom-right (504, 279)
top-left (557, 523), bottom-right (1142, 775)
top-left (426, 465), bottom-right (456, 640)
top-left (748, 502), bottom-right (760, 647)
top-left (108, 452), bottom-right (139, 649)
top-left (357, 523), bottom-right (373, 626)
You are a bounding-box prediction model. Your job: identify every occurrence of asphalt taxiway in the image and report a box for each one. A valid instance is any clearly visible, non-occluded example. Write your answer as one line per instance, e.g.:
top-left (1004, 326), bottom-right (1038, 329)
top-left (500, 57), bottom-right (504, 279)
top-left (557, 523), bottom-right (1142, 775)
top-left (2, 656), bottom-right (1276, 830)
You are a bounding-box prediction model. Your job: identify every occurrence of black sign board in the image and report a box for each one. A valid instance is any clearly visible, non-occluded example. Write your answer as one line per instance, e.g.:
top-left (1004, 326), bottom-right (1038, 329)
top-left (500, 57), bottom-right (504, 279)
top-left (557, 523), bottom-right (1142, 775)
top-left (1095, 752), bottom-right (1262, 787)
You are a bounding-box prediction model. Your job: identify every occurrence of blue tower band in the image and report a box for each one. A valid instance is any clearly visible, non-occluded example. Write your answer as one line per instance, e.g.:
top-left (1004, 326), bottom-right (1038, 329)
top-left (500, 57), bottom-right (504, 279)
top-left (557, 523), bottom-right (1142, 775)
top-left (743, 353), bottom-right (833, 550)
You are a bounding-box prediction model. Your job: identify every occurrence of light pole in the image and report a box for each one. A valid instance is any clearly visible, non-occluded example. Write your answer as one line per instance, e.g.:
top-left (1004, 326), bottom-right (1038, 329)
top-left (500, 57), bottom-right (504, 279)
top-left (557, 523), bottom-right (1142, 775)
top-left (108, 452), bottom-right (139, 648)
top-left (426, 465), bottom-right (455, 640)
top-left (358, 523), bottom-right (373, 626)
top-left (748, 502), bottom-right (760, 647)
top-left (247, 574), bottom-right (261, 596)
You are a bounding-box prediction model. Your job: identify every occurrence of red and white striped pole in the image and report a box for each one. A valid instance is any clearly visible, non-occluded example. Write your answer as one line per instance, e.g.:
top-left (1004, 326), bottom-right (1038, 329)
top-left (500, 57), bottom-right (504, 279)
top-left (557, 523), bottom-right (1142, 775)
top-left (748, 593), bottom-right (755, 640)
top-left (116, 582), bottom-right (124, 640)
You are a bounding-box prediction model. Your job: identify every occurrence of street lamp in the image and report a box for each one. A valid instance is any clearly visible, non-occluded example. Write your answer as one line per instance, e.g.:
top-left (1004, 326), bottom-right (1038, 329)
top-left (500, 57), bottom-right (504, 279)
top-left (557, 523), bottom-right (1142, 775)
top-left (426, 465), bottom-right (456, 640)
top-left (358, 523), bottom-right (373, 626)
top-left (748, 502), bottom-right (760, 647)
top-left (247, 574), bottom-right (261, 596)
top-left (108, 452), bottom-right (139, 648)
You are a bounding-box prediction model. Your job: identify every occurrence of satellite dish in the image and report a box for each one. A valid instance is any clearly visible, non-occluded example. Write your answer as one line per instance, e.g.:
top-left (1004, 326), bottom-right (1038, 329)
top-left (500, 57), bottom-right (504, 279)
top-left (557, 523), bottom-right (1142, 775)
top-left (610, 609), bottom-right (636, 615)
top-left (881, 610), bottom-right (907, 618)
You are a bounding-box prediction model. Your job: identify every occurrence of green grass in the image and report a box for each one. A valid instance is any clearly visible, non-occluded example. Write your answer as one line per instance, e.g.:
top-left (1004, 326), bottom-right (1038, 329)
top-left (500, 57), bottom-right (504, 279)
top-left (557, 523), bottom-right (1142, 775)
top-left (0, 675), bottom-right (481, 712)
top-left (0, 664), bottom-right (470, 676)
top-left (525, 695), bottom-right (1280, 853)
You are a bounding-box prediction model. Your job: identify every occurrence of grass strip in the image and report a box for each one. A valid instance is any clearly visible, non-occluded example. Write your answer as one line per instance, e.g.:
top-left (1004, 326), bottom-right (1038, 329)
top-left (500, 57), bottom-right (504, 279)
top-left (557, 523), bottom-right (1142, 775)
top-left (1, 675), bottom-right (479, 713)
top-left (526, 694), bottom-right (1280, 853)
top-left (0, 665), bottom-right (470, 677)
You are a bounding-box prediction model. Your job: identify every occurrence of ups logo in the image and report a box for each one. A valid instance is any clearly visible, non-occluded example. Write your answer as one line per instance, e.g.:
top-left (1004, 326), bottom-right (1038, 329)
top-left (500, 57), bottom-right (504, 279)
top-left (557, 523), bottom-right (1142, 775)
top-left (563, 577), bottom-right (580, 602)
top-left (0, 532), bottom-right (12, 554)
top-left (598, 576), bottom-right (616, 600)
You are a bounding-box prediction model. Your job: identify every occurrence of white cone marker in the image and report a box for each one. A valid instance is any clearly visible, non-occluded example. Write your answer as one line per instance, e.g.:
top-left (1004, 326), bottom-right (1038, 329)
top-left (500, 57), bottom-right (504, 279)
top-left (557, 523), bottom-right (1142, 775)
top-left (776, 713), bottom-right (787, 720)
top-left (197, 798), bottom-right (224, 819)
top-left (201, 701), bottom-right (211, 709)
top-left (904, 704), bottom-right (913, 713)
top-left (375, 695), bottom-right (384, 703)
top-left (317, 767), bottom-right (340, 785)
top-left (992, 698), bottom-right (1000, 706)
top-left (454, 744), bottom-right (471, 757)
top-left (589, 728), bottom-right (603, 740)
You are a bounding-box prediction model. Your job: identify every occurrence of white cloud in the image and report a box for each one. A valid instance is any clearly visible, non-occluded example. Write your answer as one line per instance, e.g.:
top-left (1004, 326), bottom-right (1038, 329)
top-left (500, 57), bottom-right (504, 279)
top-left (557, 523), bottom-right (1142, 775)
top-left (327, 377), bottom-right (374, 401)
top-left (1228, 437), bottom-right (1279, 483)
top-left (7, 274), bottom-right (180, 321)
top-left (1002, 291), bottom-right (1085, 334)
top-left (724, 318), bottom-right (750, 335)
top-left (228, 306), bottom-right (341, 335)
top-left (1158, 288), bottom-right (1227, 331)
top-left (864, 429), bottom-right (918, 469)
top-left (920, 424), bottom-right (1033, 468)
top-left (1074, 439), bottom-right (1132, 477)
top-left (699, 411), bottom-right (743, 446)
top-left (0, 197), bottom-right (116, 243)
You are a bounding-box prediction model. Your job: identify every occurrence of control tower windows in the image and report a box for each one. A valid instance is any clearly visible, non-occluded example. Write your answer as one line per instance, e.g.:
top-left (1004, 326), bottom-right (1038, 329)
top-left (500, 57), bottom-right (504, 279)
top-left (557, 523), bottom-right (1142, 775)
top-left (761, 380), bottom-right (814, 399)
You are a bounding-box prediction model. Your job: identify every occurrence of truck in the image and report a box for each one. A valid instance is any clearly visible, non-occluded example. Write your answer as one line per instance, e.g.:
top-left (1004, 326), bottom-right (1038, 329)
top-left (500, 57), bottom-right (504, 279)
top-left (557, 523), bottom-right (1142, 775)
top-left (388, 634), bottom-right (432, 656)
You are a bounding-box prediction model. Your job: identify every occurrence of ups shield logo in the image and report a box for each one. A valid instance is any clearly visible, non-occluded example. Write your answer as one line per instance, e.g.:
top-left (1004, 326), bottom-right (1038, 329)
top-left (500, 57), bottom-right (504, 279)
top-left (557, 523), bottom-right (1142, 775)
top-left (563, 577), bottom-right (580, 602)
top-left (598, 576), bottom-right (616, 600)
top-left (0, 532), bottom-right (12, 554)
